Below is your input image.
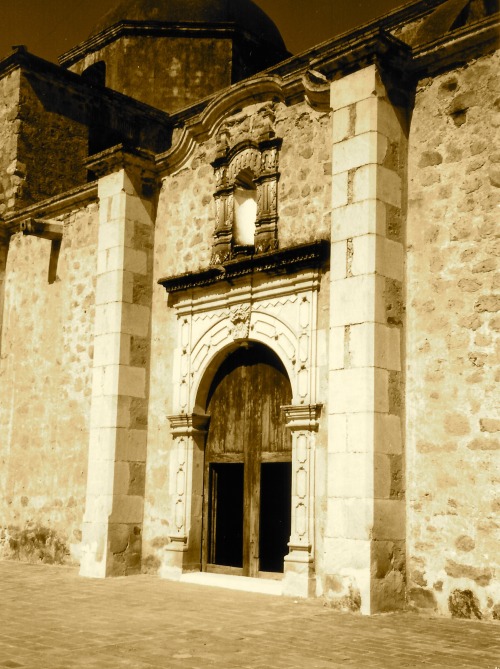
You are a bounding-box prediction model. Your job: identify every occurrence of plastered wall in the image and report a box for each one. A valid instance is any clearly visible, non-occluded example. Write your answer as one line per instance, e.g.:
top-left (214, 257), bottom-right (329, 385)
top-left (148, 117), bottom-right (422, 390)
top-left (406, 51), bottom-right (500, 620)
top-left (0, 203), bottom-right (98, 564)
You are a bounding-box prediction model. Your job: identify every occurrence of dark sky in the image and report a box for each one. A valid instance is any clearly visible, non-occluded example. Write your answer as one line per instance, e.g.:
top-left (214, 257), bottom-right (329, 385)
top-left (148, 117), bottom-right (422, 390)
top-left (2, 0), bottom-right (409, 63)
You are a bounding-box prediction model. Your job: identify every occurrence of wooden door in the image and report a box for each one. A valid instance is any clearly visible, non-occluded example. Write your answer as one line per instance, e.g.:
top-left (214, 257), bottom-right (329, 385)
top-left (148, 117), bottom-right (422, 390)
top-left (202, 344), bottom-right (292, 577)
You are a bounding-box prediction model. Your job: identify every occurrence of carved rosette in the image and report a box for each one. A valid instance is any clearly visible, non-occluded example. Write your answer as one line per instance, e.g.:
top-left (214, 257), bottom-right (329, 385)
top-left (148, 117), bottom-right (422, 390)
top-left (282, 404), bottom-right (322, 562)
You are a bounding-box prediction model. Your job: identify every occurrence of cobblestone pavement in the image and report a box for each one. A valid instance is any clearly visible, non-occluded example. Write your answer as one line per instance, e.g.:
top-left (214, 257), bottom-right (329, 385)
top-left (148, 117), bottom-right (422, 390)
top-left (1, 562), bottom-right (499, 669)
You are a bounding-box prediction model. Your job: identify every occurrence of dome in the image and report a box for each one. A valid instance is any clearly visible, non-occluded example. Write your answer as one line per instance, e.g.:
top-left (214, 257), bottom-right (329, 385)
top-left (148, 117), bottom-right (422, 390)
top-left (90, 0), bottom-right (287, 51)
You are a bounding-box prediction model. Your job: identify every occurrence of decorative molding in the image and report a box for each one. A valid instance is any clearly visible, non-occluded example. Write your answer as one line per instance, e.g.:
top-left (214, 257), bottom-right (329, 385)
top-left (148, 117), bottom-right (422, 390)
top-left (167, 412), bottom-right (210, 547)
top-left (210, 135), bottom-right (283, 262)
top-left (282, 404), bottom-right (322, 431)
top-left (282, 404), bottom-right (322, 568)
top-left (411, 15), bottom-right (500, 76)
top-left (158, 240), bottom-right (329, 294)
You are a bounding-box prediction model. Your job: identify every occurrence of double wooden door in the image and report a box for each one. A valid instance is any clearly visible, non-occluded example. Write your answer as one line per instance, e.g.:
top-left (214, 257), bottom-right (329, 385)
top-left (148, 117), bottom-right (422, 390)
top-left (202, 344), bottom-right (292, 577)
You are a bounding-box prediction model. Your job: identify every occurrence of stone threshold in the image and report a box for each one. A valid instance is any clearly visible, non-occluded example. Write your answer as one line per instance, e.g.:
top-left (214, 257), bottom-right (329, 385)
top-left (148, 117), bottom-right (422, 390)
top-left (179, 571), bottom-right (283, 596)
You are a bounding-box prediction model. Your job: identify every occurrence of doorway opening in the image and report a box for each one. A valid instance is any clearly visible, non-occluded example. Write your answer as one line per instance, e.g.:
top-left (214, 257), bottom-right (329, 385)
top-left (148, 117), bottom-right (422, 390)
top-left (202, 343), bottom-right (292, 578)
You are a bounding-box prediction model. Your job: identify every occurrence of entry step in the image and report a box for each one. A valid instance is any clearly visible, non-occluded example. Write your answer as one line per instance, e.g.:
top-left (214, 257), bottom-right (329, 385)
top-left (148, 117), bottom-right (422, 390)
top-left (180, 572), bottom-right (283, 596)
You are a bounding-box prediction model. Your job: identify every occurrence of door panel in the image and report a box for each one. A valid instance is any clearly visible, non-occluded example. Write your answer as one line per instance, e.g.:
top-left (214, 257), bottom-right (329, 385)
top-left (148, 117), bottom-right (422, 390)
top-left (203, 344), bottom-right (292, 576)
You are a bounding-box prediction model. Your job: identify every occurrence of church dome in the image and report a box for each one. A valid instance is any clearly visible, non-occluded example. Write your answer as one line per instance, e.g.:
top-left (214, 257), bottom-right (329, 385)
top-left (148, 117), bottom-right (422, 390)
top-left (90, 0), bottom-right (287, 51)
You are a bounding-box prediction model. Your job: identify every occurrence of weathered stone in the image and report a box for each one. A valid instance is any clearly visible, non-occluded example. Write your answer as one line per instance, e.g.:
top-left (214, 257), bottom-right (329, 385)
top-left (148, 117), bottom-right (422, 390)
top-left (408, 587), bottom-right (437, 610)
top-left (480, 418), bottom-right (500, 433)
top-left (455, 535), bottom-right (475, 552)
top-left (489, 165), bottom-right (500, 187)
top-left (467, 436), bottom-right (499, 450)
top-left (445, 560), bottom-right (492, 586)
top-left (475, 295), bottom-right (500, 312)
top-left (444, 413), bottom-right (470, 436)
top-left (448, 589), bottom-right (482, 619)
top-left (418, 151), bottom-right (443, 167)
top-left (458, 278), bottom-right (482, 292)
top-left (472, 258), bottom-right (496, 273)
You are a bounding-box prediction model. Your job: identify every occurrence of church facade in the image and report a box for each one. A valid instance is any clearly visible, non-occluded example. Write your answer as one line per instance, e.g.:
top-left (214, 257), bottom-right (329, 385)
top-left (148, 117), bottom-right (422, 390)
top-left (0, 0), bottom-right (499, 618)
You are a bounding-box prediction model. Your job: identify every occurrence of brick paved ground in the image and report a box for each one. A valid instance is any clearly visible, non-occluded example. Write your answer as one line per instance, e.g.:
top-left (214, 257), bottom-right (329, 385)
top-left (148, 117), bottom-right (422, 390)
top-left (0, 562), bottom-right (499, 669)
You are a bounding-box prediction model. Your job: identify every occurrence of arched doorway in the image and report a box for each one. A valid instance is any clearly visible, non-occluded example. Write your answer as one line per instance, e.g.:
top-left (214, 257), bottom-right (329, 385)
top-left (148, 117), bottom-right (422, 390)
top-left (202, 343), bottom-right (292, 578)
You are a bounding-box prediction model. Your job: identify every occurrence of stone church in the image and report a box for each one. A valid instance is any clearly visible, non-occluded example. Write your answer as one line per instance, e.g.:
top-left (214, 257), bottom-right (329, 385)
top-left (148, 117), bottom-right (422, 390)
top-left (0, 0), bottom-right (498, 618)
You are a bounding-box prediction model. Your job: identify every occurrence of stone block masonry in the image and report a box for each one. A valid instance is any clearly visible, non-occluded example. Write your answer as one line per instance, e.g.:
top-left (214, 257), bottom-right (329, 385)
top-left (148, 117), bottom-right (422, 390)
top-left (327, 63), bottom-right (408, 614)
top-left (80, 149), bottom-right (156, 578)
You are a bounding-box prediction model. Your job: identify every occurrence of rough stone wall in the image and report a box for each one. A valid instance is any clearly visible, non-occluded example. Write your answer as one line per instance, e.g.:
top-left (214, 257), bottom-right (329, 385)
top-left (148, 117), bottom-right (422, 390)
top-left (276, 103), bottom-right (332, 247)
top-left (69, 37), bottom-right (233, 114)
top-left (0, 202), bottom-right (98, 565)
top-left (154, 100), bottom-right (332, 278)
top-left (142, 97), bottom-right (332, 570)
top-left (0, 70), bottom-right (22, 217)
top-left (16, 72), bottom-right (88, 207)
top-left (406, 51), bottom-right (500, 620)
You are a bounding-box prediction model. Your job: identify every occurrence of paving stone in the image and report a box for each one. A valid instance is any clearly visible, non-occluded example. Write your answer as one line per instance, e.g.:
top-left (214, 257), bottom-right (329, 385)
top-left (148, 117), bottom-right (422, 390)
top-left (0, 562), bottom-right (499, 669)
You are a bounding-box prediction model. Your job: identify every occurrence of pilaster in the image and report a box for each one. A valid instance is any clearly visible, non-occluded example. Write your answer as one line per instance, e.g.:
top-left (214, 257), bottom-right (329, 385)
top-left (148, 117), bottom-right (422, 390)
top-left (282, 404), bottom-right (321, 598)
top-left (161, 412), bottom-right (209, 580)
top-left (79, 147), bottom-right (157, 578)
top-left (327, 64), bottom-right (407, 613)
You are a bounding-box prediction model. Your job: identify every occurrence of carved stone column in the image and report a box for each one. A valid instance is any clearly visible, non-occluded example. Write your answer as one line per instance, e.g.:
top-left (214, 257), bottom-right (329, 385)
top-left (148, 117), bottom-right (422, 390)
top-left (162, 412), bottom-right (209, 579)
top-left (282, 404), bottom-right (322, 598)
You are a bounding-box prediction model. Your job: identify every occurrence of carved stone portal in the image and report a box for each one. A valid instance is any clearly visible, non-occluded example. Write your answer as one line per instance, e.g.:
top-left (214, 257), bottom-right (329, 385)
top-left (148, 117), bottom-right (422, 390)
top-left (163, 267), bottom-right (323, 596)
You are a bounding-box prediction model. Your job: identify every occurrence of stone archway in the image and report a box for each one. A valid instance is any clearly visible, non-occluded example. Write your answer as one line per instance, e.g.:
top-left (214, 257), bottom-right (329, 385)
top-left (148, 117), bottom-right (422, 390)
top-left (201, 343), bottom-right (293, 577)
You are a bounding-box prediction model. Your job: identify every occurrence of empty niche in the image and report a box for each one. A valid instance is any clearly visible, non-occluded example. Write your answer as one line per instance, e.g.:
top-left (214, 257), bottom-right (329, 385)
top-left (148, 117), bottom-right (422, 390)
top-left (233, 169), bottom-right (257, 248)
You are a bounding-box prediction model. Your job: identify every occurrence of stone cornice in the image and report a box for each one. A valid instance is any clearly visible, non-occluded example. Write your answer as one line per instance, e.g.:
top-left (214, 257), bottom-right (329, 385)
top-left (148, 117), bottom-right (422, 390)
top-left (156, 13), bottom-right (498, 174)
top-left (2, 182), bottom-right (98, 237)
top-left (158, 240), bottom-right (330, 294)
top-left (59, 22), bottom-right (240, 67)
top-left (282, 404), bottom-right (323, 430)
top-left (85, 144), bottom-right (157, 181)
top-left (155, 75), bottom-right (293, 174)
top-left (412, 15), bottom-right (500, 75)
top-left (168, 412), bottom-right (210, 435)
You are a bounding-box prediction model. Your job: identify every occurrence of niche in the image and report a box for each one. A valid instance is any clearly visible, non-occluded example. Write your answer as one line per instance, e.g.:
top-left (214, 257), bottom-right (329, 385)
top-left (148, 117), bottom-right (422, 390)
top-left (233, 169), bottom-right (257, 249)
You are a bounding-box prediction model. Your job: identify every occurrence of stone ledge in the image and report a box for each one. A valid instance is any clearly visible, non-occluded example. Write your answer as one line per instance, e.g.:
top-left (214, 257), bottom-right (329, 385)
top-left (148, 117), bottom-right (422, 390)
top-left (158, 240), bottom-right (330, 294)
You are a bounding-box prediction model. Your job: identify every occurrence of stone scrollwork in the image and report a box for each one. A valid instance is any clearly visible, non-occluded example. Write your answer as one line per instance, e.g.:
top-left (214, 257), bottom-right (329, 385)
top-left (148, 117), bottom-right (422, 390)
top-left (210, 125), bottom-right (282, 264)
top-left (282, 403), bottom-right (322, 597)
top-left (167, 412), bottom-right (209, 548)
